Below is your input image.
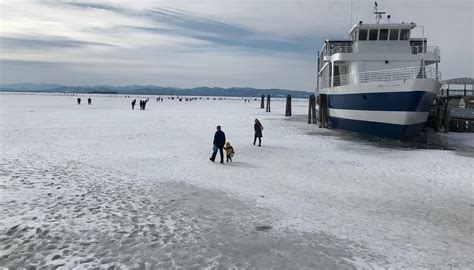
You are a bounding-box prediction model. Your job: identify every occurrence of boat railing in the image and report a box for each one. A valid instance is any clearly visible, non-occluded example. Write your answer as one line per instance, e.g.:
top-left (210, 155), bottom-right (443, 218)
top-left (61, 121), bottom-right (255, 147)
top-left (322, 66), bottom-right (441, 88)
top-left (411, 46), bottom-right (439, 54)
top-left (326, 45), bottom-right (439, 55)
top-left (329, 46), bottom-right (353, 54)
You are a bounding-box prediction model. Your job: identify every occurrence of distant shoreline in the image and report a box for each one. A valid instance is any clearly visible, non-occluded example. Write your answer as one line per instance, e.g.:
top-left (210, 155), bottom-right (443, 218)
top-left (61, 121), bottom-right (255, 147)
top-left (0, 90), bottom-right (311, 99)
top-left (0, 84), bottom-right (314, 98)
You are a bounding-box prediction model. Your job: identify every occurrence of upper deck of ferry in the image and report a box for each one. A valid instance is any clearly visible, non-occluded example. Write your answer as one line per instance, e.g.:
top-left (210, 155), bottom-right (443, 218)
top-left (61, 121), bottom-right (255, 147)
top-left (319, 21), bottom-right (440, 64)
top-left (316, 3), bottom-right (443, 90)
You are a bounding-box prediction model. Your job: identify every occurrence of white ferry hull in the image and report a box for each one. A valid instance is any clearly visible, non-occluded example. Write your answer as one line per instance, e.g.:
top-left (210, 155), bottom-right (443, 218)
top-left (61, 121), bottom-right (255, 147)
top-left (320, 78), bottom-right (442, 139)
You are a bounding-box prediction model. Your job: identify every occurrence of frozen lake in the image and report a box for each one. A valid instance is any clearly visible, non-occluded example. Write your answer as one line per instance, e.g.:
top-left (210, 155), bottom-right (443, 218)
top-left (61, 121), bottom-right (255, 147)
top-left (0, 93), bottom-right (472, 269)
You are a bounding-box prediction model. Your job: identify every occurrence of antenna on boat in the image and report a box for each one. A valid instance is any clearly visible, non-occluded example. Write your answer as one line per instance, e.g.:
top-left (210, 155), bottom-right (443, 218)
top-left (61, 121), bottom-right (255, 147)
top-left (373, 1), bottom-right (385, 24)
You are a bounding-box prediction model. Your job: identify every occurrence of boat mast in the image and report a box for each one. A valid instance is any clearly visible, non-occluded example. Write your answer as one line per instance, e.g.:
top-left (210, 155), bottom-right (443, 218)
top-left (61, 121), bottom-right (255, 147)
top-left (373, 1), bottom-right (385, 24)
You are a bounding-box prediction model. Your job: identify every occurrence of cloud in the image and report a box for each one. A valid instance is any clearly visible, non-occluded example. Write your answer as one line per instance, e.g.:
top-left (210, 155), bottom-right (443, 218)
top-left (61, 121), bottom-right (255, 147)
top-left (0, 35), bottom-right (115, 50)
top-left (146, 8), bottom-right (252, 37)
top-left (134, 8), bottom-right (323, 53)
top-left (62, 2), bottom-right (124, 13)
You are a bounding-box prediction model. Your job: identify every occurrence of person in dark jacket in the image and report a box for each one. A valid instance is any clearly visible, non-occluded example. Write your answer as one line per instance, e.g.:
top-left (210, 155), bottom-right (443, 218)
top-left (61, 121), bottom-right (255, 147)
top-left (253, 119), bottom-right (263, 146)
top-left (88, 98), bottom-right (92, 105)
top-left (131, 99), bottom-right (136, 110)
top-left (77, 98), bottom-right (81, 105)
top-left (210, 125), bottom-right (226, 164)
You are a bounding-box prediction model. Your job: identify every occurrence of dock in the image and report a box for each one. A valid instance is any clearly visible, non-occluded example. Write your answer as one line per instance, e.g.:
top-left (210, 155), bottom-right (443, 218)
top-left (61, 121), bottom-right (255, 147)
top-left (428, 77), bottom-right (474, 132)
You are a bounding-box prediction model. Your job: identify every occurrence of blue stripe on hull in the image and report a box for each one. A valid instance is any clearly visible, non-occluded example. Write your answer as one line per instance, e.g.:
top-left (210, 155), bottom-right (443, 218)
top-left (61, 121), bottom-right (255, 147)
top-left (328, 91), bottom-right (436, 112)
top-left (329, 117), bottom-right (426, 139)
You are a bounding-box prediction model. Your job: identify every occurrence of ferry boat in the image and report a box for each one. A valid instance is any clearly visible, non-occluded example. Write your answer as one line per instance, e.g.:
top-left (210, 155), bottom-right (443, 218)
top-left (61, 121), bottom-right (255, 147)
top-left (316, 3), bottom-right (441, 139)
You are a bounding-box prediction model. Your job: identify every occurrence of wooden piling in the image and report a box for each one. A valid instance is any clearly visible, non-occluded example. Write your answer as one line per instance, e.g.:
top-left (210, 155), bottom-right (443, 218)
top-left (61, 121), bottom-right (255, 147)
top-left (444, 98), bottom-right (450, 133)
top-left (308, 96), bottom-right (312, 123)
top-left (318, 96), bottom-right (323, 128)
top-left (318, 94), bottom-right (328, 128)
top-left (285, 95), bottom-right (292, 116)
top-left (266, 95), bottom-right (271, 112)
top-left (434, 106), bottom-right (441, 132)
top-left (260, 95), bottom-right (265, 109)
top-left (308, 94), bottom-right (317, 124)
top-left (437, 106), bottom-right (445, 132)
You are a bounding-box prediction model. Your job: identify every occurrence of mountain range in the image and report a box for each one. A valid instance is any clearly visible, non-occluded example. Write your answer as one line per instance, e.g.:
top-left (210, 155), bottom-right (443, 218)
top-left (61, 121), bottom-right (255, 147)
top-left (0, 83), bottom-right (314, 98)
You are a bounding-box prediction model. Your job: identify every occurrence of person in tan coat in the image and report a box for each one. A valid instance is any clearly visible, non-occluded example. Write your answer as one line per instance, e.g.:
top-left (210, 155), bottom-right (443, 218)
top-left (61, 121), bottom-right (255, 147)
top-left (224, 142), bottom-right (235, 162)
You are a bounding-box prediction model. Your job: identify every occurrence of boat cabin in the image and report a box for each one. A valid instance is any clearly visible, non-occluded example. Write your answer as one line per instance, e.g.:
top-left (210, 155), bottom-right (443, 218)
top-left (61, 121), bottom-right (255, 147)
top-left (317, 20), bottom-right (440, 90)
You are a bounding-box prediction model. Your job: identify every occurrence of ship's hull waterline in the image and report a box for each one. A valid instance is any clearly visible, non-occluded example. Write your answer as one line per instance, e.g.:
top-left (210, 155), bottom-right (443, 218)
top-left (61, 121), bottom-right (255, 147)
top-left (321, 79), bottom-right (442, 139)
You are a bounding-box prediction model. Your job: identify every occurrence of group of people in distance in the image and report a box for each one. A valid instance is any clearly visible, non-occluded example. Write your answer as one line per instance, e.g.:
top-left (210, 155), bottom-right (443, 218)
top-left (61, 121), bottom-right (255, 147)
top-left (77, 98), bottom-right (92, 105)
top-left (131, 99), bottom-right (148, 110)
top-left (209, 119), bottom-right (264, 164)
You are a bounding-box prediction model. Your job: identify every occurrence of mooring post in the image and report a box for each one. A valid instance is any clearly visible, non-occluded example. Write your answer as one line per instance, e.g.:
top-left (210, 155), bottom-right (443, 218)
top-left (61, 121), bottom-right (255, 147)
top-left (444, 99), bottom-right (450, 133)
top-left (319, 94), bottom-right (328, 128)
top-left (285, 95), bottom-right (292, 116)
top-left (260, 95), bottom-right (265, 109)
top-left (266, 95), bottom-right (271, 112)
top-left (434, 105), bottom-right (441, 132)
top-left (311, 96), bottom-right (317, 124)
top-left (437, 106), bottom-right (445, 132)
top-left (308, 94), bottom-right (316, 124)
top-left (318, 95), bottom-right (323, 128)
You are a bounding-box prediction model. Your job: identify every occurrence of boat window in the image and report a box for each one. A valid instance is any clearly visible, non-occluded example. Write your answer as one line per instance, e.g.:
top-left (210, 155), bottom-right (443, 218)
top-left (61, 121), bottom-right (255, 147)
top-left (389, 29), bottom-right (399, 40)
top-left (369, 29), bottom-right (378, 40)
top-left (400, 29), bottom-right (410, 40)
top-left (379, 29), bottom-right (389, 40)
top-left (359, 29), bottom-right (368, 40)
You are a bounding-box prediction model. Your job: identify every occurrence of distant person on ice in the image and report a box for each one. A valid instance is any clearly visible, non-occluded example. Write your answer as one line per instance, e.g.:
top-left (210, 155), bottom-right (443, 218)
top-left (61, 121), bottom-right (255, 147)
top-left (210, 125), bottom-right (226, 164)
top-left (224, 142), bottom-right (235, 162)
top-left (88, 98), bottom-right (92, 105)
top-left (253, 118), bottom-right (263, 146)
top-left (131, 99), bottom-right (136, 110)
top-left (77, 98), bottom-right (81, 105)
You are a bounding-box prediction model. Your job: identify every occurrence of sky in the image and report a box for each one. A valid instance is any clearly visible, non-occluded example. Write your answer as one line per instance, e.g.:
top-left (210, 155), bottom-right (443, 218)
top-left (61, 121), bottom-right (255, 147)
top-left (0, 0), bottom-right (473, 91)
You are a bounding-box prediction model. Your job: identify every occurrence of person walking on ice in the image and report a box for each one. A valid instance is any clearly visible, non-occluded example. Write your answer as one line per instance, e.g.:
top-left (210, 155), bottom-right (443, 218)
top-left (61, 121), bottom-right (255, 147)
top-left (131, 99), bottom-right (136, 110)
top-left (224, 142), bottom-right (235, 162)
top-left (253, 118), bottom-right (263, 146)
top-left (210, 125), bottom-right (226, 164)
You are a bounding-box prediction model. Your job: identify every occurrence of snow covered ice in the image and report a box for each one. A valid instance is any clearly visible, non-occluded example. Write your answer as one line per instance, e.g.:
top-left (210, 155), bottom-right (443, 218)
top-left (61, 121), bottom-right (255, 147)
top-left (0, 93), bottom-right (473, 269)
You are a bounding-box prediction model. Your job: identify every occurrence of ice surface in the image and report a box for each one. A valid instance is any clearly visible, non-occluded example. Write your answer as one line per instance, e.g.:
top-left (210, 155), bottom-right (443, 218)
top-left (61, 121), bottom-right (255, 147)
top-left (0, 93), bottom-right (473, 268)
